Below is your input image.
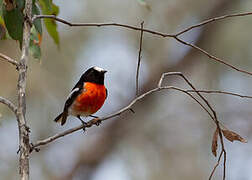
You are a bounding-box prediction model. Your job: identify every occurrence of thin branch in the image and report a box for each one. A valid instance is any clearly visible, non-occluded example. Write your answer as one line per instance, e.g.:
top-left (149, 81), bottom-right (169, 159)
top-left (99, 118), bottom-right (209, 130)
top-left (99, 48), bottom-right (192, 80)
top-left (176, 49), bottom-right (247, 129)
top-left (32, 15), bottom-right (174, 38)
top-left (0, 52), bottom-right (19, 67)
top-left (208, 149), bottom-right (227, 180)
top-left (223, 150), bottom-right (227, 180)
top-left (31, 85), bottom-right (214, 151)
top-left (0, 96), bottom-right (17, 115)
top-left (136, 21), bottom-right (144, 97)
top-left (158, 72), bottom-right (226, 180)
top-left (174, 36), bottom-right (252, 76)
top-left (187, 90), bottom-right (252, 99)
top-left (209, 150), bottom-right (224, 180)
top-left (32, 14), bottom-right (252, 77)
top-left (176, 12), bottom-right (252, 36)
top-left (158, 72), bottom-right (218, 122)
top-left (33, 12), bottom-right (252, 37)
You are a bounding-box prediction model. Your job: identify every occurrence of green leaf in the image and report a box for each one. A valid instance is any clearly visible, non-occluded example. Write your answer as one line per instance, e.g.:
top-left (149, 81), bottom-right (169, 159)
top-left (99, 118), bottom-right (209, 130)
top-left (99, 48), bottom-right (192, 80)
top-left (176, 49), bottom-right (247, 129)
top-left (29, 26), bottom-right (41, 59)
top-left (0, 16), bottom-right (6, 39)
top-left (0, 0), bottom-right (3, 16)
top-left (51, 2), bottom-right (59, 15)
top-left (39, 0), bottom-right (59, 46)
top-left (32, 3), bottom-right (42, 34)
top-left (2, 5), bottom-right (23, 45)
top-left (30, 26), bottom-right (39, 41)
top-left (39, 0), bottom-right (51, 11)
top-left (44, 18), bottom-right (59, 45)
top-left (30, 41), bottom-right (41, 59)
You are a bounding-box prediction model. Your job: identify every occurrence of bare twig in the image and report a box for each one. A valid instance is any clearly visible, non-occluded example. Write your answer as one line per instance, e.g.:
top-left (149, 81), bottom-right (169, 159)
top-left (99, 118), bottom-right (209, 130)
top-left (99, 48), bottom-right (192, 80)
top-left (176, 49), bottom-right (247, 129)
top-left (32, 15), bottom-right (174, 38)
top-left (32, 14), bottom-right (252, 77)
top-left (174, 36), bottom-right (252, 76)
top-left (0, 52), bottom-right (19, 67)
top-left (158, 72), bottom-right (219, 121)
top-left (158, 72), bottom-right (226, 180)
top-left (0, 96), bottom-right (17, 115)
top-left (223, 150), bottom-right (227, 180)
top-left (176, 12), bottom-right (252, 36)
top-left (136, 21), bottom-right (144, 97)
top-left (160, 74), bottom-right (252, 99)
top-left (31, 85), bottom-right (214, 151)
top-left (33, 12), bottom-right (252, 38)
top-left (209, 150), bottom-right (224, 180)
top-left (187, 90), bottom-right (252, 99)
top-left (17, 0), bottom-right (33, 179)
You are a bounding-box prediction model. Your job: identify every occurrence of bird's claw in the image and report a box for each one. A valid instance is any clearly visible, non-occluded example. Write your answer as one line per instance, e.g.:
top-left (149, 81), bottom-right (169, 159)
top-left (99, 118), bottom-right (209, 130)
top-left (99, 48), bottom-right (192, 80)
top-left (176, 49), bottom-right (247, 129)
top-left (95, 119), bottom-right (102, 126)
top-left (81, 121), bottom-right (87, 132)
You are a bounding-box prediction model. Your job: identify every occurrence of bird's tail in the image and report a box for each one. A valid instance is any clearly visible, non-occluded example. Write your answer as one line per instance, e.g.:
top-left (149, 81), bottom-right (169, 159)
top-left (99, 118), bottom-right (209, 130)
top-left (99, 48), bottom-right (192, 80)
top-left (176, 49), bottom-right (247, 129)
top-left (54, 111), bottom-right (68, 126)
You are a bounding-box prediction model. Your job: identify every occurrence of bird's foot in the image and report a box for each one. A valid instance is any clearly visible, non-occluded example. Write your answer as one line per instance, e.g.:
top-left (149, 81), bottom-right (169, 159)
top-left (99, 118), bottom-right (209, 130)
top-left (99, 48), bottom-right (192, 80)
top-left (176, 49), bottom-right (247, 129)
top-left (89, 115), bottom-right (101, 126)
top-left (94, 118), bottom-right (102, 126)
top-left (80, 120), bottom-right (87, 132)
top-left (77, 115), bottom-right (87, 132)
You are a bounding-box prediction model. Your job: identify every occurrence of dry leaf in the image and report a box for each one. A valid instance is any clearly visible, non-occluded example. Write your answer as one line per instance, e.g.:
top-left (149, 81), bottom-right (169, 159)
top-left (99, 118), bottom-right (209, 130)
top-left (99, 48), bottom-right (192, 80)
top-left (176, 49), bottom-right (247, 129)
top-left (211, 128), bottom-right (218, 157)
top-left (222, 129), bottom-right (247, 143)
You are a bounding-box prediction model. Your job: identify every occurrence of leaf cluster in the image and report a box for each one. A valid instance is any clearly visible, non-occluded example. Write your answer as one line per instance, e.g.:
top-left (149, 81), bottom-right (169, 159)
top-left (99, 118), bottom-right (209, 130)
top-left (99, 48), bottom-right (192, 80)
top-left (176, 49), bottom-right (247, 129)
top-left (0, 0), bottom-right (60, 60)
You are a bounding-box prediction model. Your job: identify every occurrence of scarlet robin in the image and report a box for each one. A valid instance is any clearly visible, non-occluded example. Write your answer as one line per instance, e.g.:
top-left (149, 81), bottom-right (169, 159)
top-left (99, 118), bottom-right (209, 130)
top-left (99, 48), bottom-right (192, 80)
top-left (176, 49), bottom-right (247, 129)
top-left (54, 66), bottom-right (107, 129)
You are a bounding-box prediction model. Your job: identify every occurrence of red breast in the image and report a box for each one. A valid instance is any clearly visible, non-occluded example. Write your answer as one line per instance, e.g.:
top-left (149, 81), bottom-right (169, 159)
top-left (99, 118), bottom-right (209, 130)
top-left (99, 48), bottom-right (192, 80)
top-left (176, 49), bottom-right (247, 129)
top-left (72, 82), bottom-right (107, 115)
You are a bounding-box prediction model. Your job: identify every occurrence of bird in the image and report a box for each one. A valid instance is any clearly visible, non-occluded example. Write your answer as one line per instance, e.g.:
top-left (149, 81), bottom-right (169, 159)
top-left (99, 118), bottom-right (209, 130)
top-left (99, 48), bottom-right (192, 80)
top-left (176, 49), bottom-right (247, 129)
top-left (54, 66), bottom-right (107, 130)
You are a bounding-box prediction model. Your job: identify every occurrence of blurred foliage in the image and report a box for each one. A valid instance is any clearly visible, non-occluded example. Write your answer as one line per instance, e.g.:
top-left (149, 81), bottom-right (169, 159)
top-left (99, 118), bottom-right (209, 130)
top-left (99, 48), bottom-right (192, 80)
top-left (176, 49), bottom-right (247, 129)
top-left (137, 0), bottom-right (151, 11)
top-left (32, 2), bottom-right (42, 35)
top-left (39, 0), bottom-right (59, 47)
top-left (29, 26), bottom-right (41, 59)
top-left (0, 0), bottom-right (59, 59)
top-left (2, 1), bottom-right (24, 47)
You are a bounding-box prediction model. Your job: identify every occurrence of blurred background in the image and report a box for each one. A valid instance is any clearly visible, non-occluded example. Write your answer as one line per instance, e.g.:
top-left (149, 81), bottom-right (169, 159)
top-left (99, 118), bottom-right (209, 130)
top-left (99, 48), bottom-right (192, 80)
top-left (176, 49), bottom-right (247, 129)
top-left (1, 0), bottom-right (252, 179)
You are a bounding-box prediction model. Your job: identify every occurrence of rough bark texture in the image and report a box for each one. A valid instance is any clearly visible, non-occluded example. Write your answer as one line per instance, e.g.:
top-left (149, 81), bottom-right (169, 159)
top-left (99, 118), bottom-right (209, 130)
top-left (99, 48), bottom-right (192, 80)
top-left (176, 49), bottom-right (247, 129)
top-left (17, 0), bottom-right (32, 179)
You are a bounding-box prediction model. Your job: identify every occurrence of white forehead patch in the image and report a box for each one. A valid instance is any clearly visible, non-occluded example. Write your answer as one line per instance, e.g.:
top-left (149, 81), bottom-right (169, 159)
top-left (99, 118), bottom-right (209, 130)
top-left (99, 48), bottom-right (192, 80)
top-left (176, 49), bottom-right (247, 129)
top-left (93, 66), bottom-right (105, 72)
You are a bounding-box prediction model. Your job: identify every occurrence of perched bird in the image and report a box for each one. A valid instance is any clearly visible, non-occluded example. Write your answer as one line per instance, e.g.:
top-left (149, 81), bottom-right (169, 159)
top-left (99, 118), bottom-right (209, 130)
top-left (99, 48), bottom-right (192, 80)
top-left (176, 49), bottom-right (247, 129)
top-left (54, 66), bottom-right (107, 128)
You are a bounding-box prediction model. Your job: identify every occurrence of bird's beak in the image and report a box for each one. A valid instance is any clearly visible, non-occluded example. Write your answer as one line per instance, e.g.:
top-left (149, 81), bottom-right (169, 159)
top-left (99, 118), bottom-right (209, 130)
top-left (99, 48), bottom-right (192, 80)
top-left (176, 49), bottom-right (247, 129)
top-left (103, 70), bottom-right (107, 74)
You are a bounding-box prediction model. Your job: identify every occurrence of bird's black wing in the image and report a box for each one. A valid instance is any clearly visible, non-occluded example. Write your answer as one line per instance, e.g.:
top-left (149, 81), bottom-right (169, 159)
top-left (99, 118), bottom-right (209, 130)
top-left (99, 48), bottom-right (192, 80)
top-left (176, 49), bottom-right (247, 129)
top-left (54, 80), bottom-right (84, 125)
top-left (105, 88), bottom-right (108, 99)
top-left (64, 83), bottom-right (83, 112)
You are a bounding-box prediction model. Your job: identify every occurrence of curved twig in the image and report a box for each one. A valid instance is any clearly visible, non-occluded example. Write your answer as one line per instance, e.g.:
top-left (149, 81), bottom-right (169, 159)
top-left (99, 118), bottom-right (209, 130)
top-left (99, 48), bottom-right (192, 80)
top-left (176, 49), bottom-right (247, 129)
top-left (187, 90), bottom-right (252, 99)
top-left (32, 14), bottom-right (252, 77)
top-left (0, 96), bottom-right (17, 115)
top-left (209, 150), bottom-right (224, 180)
top-left (175, 12), bottom-right (252, 36)
top-left (158, 72), bottom-right (226, 180)
top-left (32, 15), bottom-right (174, 38)
top-left (174, 37), bottom-right (252, 76)
top-left (31, 85), bottom-right (214, 151)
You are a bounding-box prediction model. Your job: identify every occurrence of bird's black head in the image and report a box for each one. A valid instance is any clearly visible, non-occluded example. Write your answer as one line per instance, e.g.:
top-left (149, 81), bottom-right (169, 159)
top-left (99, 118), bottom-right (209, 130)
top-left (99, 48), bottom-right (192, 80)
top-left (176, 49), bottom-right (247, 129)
top-left (81, 66), bottom-right (107, 85)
